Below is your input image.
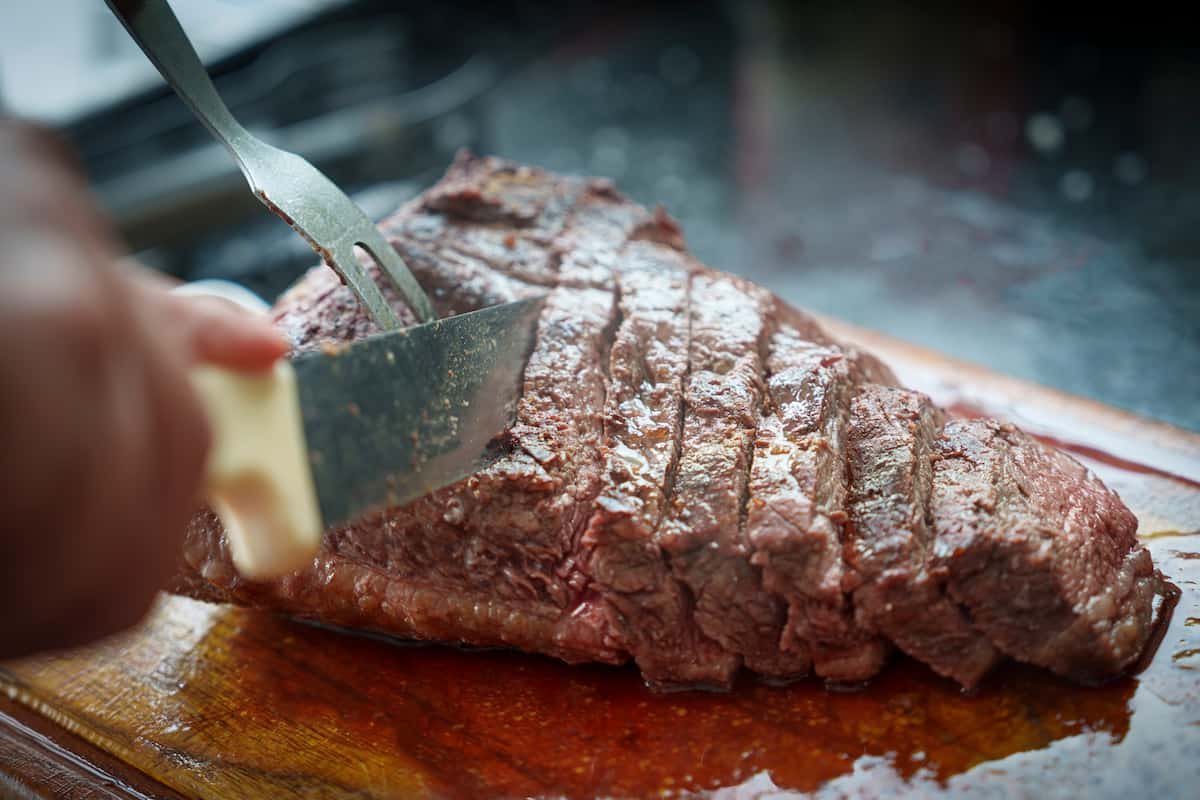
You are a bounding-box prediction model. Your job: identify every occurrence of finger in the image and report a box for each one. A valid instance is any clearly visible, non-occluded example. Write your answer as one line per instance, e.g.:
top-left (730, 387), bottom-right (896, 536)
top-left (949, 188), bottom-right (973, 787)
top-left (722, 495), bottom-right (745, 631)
top-left (0, 238), bottom-right (133, 654)
top-left (128, 292), bottom-right (213, 590)
top-left (77, 329), bottom-right (164, 626)
top-left (170, 293), bottom-right (291, 370)
top-left (124, 271), bottom-right (290, 371)
top-left (54, 263), bottom-right (175, 645)
top-left (0, 307), bottom-right (105, 656)
top-left (96, 263), bottom-right (214, 602)
top-left (0, 119), bottom-right (85, 175)
top-left (120, 259), bottom-right (182, 292)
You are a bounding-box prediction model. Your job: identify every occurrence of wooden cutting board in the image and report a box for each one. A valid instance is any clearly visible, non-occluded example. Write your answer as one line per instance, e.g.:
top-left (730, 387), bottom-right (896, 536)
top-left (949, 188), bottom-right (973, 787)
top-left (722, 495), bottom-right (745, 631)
top-left (3, 320), bottom-right (1199, 799)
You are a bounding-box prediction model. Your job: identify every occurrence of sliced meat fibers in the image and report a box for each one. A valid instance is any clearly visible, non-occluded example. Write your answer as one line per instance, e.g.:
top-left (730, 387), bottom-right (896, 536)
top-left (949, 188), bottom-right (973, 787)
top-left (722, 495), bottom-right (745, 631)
top-left (844, 386), bottom-right (999, 688)
top-left (655, 274), bottom-right (807, 684)
top-left (581, 240), bottom-right (738, 688)
top-left (746, 327), bottom-right (887, 683)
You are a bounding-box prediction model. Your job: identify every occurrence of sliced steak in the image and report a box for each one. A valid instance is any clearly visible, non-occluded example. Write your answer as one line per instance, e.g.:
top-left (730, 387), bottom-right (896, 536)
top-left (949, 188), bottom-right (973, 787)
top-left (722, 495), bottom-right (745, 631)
top-left (844, 386), bottom-right (1000, 687)
top-left (931, 419), bottom-right (1167, 684)
top-left (173, 153), bottom-right (1172, 692)
top-left (580, 240), bottom-right (737, 687)
top-left (656, 274), bottom-right (806, 682)
top-left (746, 327), bottom-right (888, 683)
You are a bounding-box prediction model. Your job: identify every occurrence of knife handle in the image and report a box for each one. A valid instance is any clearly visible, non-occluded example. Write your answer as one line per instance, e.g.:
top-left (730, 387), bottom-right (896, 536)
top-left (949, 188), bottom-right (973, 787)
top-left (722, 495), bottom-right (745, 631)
top-left (190, 362), bottom-right (323, 579)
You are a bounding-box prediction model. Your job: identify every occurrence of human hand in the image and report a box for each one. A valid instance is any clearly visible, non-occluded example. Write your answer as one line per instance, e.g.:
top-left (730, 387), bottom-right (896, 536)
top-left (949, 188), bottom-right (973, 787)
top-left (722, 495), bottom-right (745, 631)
top-left (0, 119), bottom-right (289, 658)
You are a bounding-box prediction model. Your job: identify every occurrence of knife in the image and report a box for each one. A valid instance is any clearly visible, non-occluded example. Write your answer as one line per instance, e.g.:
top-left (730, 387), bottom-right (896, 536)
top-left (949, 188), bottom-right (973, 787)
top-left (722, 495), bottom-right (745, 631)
top-left (192, 297), bottom-right (542, 580)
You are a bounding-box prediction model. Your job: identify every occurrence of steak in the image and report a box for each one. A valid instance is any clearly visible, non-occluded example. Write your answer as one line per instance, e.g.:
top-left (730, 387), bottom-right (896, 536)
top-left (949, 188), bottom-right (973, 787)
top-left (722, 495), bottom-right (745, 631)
top-left (844, 387), bottom-right (1000, 687)
top-left (655, 274), bottom-right (806, 682)
top-left (747, 331), bottom-right (889, 683)
top-left (931, 419), bottom-right (1166, 684)
top-left (173, 153), bottom-right (1174, 691)
top-left (580, 241), bottom-right (738, 688)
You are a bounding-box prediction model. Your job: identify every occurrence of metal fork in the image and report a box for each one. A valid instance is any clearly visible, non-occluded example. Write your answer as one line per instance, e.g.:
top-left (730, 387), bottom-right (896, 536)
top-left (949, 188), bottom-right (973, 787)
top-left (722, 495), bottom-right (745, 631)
top-left (104, 0), bottom-right (434, 329)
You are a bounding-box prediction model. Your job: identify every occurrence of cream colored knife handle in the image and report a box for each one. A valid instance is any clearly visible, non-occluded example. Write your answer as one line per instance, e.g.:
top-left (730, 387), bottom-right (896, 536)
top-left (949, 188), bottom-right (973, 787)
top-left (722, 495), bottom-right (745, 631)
top-left (191, 361), bottom-right (323, 580)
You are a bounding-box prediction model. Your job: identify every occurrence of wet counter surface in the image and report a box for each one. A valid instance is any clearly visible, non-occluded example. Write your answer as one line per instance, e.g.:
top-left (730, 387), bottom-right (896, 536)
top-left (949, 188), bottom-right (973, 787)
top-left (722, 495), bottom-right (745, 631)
top-left (2, 322), bottom-right (1198, 799)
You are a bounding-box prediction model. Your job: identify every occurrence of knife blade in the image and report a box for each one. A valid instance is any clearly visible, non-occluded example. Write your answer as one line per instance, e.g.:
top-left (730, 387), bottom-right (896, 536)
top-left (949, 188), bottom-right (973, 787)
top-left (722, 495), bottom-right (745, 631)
top-left (191, 297), bottom-right (543, 579)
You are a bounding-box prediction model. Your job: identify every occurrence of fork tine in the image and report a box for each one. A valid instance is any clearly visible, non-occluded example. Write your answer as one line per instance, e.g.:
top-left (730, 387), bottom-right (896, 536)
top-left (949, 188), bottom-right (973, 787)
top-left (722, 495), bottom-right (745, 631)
top-left (354, 227), bottom-right (436, 325)
top-left (326, 245), bottom-right (405, 331)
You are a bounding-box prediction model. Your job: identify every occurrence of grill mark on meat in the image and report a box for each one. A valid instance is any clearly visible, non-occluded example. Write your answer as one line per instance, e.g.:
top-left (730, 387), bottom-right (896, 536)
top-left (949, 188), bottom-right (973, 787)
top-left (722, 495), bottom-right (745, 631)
top-left (742, 319), bottom-right (816, 681)
top-left (657, 273), bottom-right (804, 681)
top-left (739, 320), bottom-right (769, 538)
top-left (408, 170), bottom-right (646, 292)
top-left (931, 419), bottom-right (1168, 684)
top-left (383, 163), bottom-right (639, 658)
top-left (738, 305), bottom-right (813, 680)
top-left (580, 248), bottom-right (737, 688)
top-left (628, 207), bottom-right (687, 252)
top-left (653, 268), bottom-right (737, 686)
top-left (446, 237), bottom-right (559, 289)
top-left (547, 284), bottom-right (624, 654)
top-left (389, 211), bottom-right (563, 290)
top-left (421, 153), bottom-right (551, 227)
top-left (746, 326), bottom-right (888, 683)
top-left (551, 195), bottom-right (672, 656)
top-left (653, 272), bottom-right (743, 680)
top-left (764, 301), bottom-right (901, 389)
top-left (271, 253), bottom-right (423, 350)
top-left (439, 171), bottom-right (583, 289)
top-left (843, 386), bottom-right (1001, 687)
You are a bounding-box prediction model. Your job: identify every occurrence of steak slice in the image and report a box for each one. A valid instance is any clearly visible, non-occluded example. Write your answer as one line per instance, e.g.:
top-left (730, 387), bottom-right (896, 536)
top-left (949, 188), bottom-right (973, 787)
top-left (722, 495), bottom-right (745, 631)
top-left (931, 419), bottom-right (1167, 684)
top-left (173, 152), bottom-right (1172, 692)
top-left (580, 240), bottom-right (737, 688)
top-left (656, 274), bottom-right (806, 683)
top-left (844, 386), bottom-right (1000, 687)
top-left (746, 327), bottom-right (888, 683)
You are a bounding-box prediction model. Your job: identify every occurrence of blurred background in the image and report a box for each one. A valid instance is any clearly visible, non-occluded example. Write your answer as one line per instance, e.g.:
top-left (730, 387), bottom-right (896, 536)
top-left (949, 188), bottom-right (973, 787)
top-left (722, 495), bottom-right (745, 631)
top-left (1, 0), bottom-right (1197, 430)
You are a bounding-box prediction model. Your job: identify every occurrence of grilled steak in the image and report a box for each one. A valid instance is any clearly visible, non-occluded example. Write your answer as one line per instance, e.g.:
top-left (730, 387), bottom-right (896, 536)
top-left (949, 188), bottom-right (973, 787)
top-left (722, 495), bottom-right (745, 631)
top-left (656, 274), bottom-right (805, 682)
top-left (931, 419), bottom-right (1164, 684)
top-left (747, 332), bottom-right (889, 683)
top-left (844, 387), bottom-right (1000, 687)
top-left (173, 153), bottom-right (1174, 691)
top-left (580, 241), bottom-right (740, 688)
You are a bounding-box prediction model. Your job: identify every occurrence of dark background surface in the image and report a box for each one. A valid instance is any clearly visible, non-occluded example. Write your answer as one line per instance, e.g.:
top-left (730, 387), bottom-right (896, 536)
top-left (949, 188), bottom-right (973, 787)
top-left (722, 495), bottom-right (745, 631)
top-left (34, 0), bottom-right (1200, 430)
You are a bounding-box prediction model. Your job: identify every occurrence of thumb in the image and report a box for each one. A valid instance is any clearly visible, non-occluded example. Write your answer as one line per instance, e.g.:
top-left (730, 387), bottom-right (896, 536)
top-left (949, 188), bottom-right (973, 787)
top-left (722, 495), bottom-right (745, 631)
top-left (168, 287), bottom-right (292, 371)
top-left (123, 267), bottom-right (291, 371)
